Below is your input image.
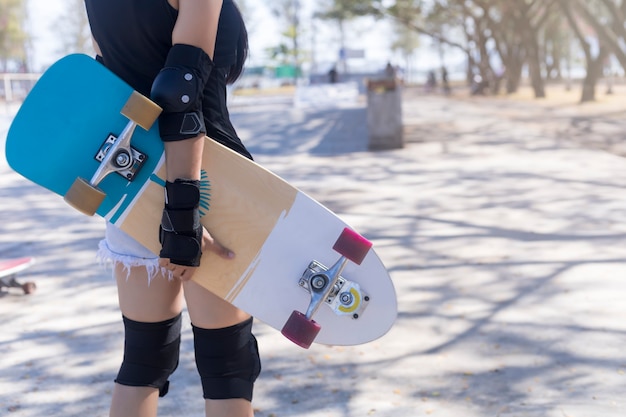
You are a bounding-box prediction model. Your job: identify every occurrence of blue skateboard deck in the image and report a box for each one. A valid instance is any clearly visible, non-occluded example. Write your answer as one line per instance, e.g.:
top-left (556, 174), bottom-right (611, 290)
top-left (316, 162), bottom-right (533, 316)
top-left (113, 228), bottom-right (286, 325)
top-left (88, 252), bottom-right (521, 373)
top-left (5, 54), bottom-right (397, 347)
top-left (6, 55), bottom-right (163, 224)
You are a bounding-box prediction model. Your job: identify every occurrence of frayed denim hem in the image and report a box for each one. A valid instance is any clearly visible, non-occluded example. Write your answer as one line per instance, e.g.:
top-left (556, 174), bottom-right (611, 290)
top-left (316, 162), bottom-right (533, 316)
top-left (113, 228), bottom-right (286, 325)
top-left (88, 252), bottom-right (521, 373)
top-left (97, 239), bottom-right (173, 283)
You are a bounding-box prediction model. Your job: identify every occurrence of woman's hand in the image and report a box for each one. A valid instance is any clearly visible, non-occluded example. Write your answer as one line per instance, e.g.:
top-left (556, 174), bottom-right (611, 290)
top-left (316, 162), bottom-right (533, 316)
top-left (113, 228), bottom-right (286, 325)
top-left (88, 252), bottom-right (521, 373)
top-left (159, 226), bottom-right (234, 281)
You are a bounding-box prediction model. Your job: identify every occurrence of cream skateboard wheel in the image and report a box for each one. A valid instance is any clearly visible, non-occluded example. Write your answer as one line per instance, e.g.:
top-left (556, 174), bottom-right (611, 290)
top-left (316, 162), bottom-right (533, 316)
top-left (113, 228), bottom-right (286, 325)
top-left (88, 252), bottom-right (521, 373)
top-left (64, 177), bottom-right (106, 216)
top-left (120, 91), bottom-right (161, 131)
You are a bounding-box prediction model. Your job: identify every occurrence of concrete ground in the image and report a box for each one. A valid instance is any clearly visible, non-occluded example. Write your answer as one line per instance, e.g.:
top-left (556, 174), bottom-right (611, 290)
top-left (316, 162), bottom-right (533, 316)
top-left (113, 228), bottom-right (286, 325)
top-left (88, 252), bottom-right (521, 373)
top-left (1, 83), bottom-right (625, 417)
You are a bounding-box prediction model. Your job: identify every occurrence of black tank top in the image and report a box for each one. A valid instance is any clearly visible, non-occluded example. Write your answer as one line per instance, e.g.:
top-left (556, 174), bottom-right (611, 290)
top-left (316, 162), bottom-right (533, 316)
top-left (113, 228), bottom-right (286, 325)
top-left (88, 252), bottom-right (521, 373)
top-left (84, 0), bottom-right (252, 159)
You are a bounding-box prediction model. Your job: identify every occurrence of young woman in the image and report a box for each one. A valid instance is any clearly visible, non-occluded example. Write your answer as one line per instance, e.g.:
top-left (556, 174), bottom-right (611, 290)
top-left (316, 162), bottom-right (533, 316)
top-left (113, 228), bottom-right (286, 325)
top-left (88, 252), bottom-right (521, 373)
top-left (83, 1), bottom-right (260, 416)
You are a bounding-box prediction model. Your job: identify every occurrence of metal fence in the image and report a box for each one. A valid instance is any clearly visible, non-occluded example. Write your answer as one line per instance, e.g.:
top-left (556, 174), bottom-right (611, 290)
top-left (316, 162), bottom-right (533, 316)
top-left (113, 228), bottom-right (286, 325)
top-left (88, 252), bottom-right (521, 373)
top-left (1, 73), bottom-right (41, 102)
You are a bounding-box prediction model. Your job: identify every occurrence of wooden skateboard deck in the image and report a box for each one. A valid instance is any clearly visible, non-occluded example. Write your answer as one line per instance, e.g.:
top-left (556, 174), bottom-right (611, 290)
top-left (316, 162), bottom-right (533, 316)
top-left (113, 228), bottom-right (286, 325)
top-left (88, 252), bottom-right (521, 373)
top-left (5, 54), bottom-right (396, 346)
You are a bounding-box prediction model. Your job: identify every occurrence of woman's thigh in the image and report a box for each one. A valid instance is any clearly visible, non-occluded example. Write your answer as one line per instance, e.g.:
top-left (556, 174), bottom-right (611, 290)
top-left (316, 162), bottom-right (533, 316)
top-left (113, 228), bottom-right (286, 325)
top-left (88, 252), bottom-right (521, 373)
top-left (115, 264), bottom-right (184, 322)
top-left (101, 222), bottom-right (184, 322)
top-left (183, 280), bottom-right (250, 329)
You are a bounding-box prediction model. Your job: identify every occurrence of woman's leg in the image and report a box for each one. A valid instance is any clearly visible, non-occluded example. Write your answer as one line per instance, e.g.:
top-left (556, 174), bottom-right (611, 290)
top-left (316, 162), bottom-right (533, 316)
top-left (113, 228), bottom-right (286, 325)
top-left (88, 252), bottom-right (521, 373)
top-left (183, 279), bottom-right (257, 417)
top-left (109, 264), bottom-right (184, 417)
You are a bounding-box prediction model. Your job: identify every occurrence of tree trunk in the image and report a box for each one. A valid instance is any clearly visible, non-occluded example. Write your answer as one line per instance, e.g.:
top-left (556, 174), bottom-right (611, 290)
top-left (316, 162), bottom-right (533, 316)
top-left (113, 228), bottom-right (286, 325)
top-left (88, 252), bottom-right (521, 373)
top-left (523, 30), bottom-right (546, 98)
top-left (466, 51), bottom-right (475, 85)
top-left (504, 53), bottom-right (524, 94)
top-left (580, 47), bottom-right (609, 103)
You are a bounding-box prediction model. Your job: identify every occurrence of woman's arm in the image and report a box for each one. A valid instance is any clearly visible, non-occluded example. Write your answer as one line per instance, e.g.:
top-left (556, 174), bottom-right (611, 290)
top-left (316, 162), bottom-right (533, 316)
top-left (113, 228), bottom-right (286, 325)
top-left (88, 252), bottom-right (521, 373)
top-left (173, 0), bottom-right (222, 59)
top-left (164, 0), bottom-right (223, 183)
top-left (157, 0), bottom-right (234, 279)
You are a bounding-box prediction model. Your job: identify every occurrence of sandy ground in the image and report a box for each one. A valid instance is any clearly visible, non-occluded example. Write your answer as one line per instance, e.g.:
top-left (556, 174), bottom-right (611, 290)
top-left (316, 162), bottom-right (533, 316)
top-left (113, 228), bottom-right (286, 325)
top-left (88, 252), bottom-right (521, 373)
top-left (1, 82), bottom-right (625, 416)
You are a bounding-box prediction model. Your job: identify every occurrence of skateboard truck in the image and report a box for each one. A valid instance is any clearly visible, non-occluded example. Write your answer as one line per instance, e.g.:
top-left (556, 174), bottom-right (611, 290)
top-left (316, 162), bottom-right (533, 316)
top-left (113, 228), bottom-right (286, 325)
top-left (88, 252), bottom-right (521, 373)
top-left (64, 91), bottom-right (161, 216)
top-left (281, 228), bottom-right (372, 349)
top-left (298, 261), bottom-right (369, 319)
top-left (94, 133), bottom-right (147, 182)
top-left (0, 275), bottom-right (36, 295)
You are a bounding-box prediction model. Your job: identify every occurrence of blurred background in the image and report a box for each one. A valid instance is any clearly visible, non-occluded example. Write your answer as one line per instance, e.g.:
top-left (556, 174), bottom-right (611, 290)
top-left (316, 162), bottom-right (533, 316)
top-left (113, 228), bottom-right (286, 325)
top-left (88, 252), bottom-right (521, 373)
top-left (1, 0), bottom-right (625, 102)
top-left (2, 3), bottom-right (626, 416)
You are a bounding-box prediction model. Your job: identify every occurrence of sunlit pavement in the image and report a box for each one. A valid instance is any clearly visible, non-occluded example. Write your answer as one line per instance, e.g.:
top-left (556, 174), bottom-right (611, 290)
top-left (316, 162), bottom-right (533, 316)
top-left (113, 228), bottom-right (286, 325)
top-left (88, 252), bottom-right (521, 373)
top-left (1, 85), bottom-right (625, 416)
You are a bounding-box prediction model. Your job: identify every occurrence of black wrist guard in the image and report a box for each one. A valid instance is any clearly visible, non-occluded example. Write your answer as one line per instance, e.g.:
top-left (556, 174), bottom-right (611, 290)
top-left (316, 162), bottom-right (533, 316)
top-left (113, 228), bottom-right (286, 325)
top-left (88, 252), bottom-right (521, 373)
top-left (159, 179), bottom-right (203, 266)
top-left (151, 44), bottom-right (214, 141)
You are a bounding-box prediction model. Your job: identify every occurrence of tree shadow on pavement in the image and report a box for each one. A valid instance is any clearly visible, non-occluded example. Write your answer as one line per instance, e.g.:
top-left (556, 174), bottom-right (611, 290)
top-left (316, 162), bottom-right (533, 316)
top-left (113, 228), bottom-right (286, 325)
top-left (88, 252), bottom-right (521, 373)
top-left (0, 168), bottom-right (126, 416)
top-left (237, 95), bottom-right (626, 416)
top-left (2, 92), bottom-right (626, 416)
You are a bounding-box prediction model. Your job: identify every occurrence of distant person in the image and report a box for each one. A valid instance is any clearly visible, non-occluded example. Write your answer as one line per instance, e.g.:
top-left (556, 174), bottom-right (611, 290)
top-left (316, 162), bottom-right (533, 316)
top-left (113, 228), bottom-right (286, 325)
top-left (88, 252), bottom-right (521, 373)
top-left (84, 1), bottom-right (260, 417)
top-left (425, 70), bottom-right (437, 92)
top-left (384, 61), bottom-right (396, 80)
top-left (328, 65), bottom-right (338, 84)
top-left (471, 72), bottom-right (488, 95)
top-left (441, 66), bottom-right (451, 95)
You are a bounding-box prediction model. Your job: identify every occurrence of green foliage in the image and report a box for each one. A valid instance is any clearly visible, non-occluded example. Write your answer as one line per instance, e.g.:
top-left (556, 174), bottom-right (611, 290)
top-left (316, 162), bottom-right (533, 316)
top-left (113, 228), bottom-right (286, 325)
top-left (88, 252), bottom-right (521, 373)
top-left (268, 0), bottom-right (303, 72)
top-left (0, 0), bottom-right (28, 67)
top-left (51, 0), bottom-right (94, 56)
top-left (386, 0), bottom-right (423, 22)
top-left (391, 21), bottom-right (420, 57)
top-left (315, 0), bottom-right (381, 20)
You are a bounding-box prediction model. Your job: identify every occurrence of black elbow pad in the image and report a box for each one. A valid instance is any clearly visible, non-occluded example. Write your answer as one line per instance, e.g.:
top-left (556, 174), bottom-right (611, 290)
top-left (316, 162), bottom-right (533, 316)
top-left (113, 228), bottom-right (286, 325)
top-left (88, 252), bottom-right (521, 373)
top-left (151, 44), bottom-right (214, 141)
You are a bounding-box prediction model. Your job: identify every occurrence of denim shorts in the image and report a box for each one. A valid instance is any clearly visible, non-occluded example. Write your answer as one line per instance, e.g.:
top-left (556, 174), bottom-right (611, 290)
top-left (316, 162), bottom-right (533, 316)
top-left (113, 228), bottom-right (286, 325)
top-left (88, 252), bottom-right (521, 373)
top-left (98, 221), bottom-right (166, 280)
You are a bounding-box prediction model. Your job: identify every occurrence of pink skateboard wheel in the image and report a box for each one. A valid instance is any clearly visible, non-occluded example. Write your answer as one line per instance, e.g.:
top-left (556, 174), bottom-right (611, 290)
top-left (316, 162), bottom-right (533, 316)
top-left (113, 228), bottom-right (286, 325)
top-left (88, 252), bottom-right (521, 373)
top-left (332, 228), bottom-right (372, 265)
top-left (281, 310), bottom-right (321, 349)
top-left (22, 282), bottom-right (36, 294)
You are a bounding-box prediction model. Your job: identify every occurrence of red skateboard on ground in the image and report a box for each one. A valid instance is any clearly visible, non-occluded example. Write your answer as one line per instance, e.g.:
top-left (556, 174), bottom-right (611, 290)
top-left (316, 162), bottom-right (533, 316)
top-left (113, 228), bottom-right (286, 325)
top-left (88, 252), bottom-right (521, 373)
top-left (0, 257), bottom-right (36, 295)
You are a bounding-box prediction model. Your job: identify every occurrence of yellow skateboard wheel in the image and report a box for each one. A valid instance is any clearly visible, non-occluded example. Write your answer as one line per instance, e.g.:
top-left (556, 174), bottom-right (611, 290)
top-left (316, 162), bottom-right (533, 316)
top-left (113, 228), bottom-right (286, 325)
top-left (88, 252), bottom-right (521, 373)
top-left (121, 91), bottom-right (162, 131)
top-left (64, 177), bottom-right (106, 216)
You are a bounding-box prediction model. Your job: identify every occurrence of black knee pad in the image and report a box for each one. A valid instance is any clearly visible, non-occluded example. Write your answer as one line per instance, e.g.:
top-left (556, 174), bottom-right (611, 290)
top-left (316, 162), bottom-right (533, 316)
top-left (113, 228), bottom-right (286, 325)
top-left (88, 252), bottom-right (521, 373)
top-left (115, 314), bottom-right (182, 397)
top-left (193, 317), bottom-right (261, 401)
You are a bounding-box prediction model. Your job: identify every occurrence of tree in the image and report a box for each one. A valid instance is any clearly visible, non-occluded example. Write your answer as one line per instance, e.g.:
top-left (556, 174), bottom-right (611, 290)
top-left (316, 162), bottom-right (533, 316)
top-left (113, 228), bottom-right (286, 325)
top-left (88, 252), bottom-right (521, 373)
top-left (387, 0), bottom-right (559, 97)
top-left (541, 10), bottom-right (570, 81)
top-left (270, 0), bottom-right (302, 82)
top-left (51, 0), bottom-right (94, 56)
top-left (0, 0), bottom-right (28, 71)
top-left (390, 20), bottom-right (420, 80)
top-left (569, 0), bottom-right (626, 71)
top-left (556, 0), bottom-right (624, 102)
top-left (315, 0), bottom-right (378, 71)
top-left (343, 0), bottom-right (624, 100)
